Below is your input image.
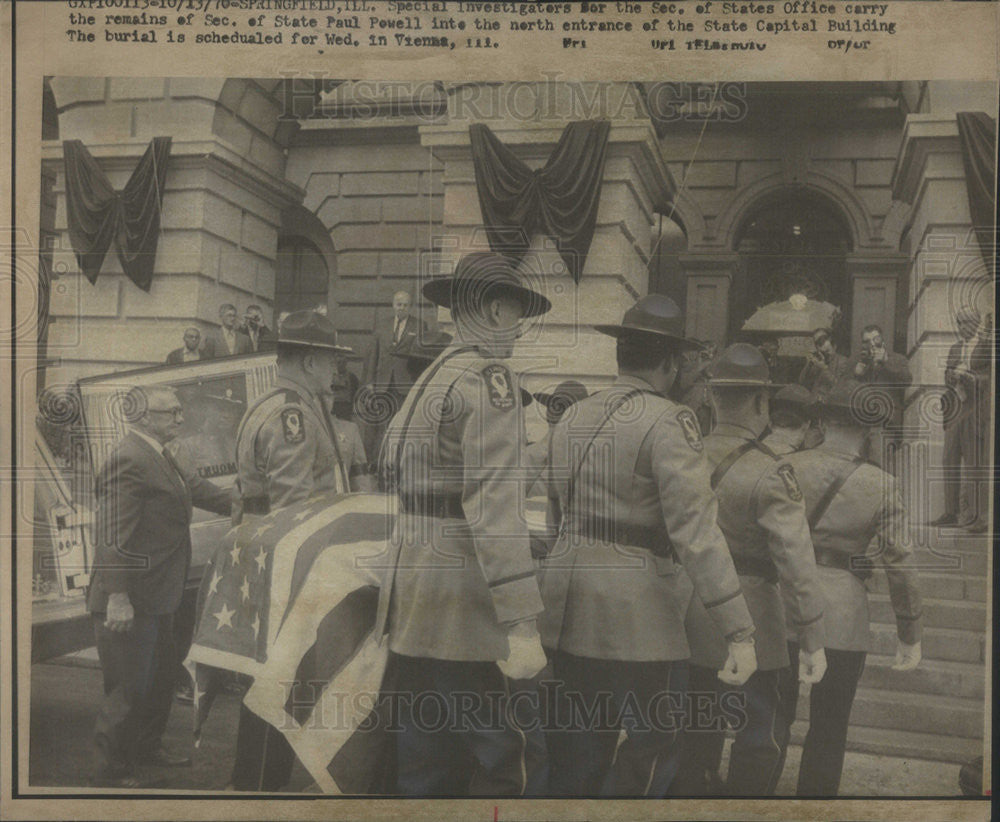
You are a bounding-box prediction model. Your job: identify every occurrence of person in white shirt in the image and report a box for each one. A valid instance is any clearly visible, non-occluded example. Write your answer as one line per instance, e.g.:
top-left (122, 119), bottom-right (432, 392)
top-left (204, 304), bottom-right (252, 359)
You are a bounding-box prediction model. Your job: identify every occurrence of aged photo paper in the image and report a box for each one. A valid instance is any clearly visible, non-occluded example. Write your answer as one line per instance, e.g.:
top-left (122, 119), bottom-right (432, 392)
top-left (1, 1), bottom-right (996, 820)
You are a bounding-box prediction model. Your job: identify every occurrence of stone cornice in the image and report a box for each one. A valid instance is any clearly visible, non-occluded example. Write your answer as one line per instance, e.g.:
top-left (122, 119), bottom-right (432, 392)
top-left (846, 254), bottom-right (911, 280)
top-left (891, 115), bottom-right (961, 205)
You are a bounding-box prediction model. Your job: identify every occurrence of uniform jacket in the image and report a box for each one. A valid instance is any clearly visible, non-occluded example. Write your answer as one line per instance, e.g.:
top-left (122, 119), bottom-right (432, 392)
top-left (87, 431), bottom-right (231, 615)
top-left (367, 314), bottom-right (427, 390)
top-left (233, 375), bottom-right (348, 522)
top-left (685, 422), bottom-right (825, 670)
top-left (539, 376), bottom-right (753, 662)
top-left (203, 328), bottom-right (253, 359)
top-left (165, 347), bottom-right (206, 365)
top-left (845, 351), bottom-right (912, 429)
top-left (375, 344), bottom-right (542, 662)
top-left (784, 446), bottom-right (922, 652)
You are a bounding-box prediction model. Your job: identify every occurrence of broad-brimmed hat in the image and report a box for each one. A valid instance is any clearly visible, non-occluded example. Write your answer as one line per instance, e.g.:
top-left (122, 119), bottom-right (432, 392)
top-left (593, 294), bottom-right (700, 351)
top-left (817, 379), bottom-right (888, 425)
top-left (277, 310), bottom-right (354, 353)
top-left (422, 253), bottom-right (552, 318)
top-left (709, 343), bottom-right (773, 387)
top-left (533, 379), bottom-right (589, 425)
top-left (770, 384), bottom-right (816, 419)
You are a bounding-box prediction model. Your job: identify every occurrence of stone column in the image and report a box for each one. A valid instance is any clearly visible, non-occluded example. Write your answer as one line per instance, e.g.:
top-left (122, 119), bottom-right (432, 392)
top-left (43, 78), bottom-right (301, 385)
top-left (891, 113), bottom-right (994, 520)
top-left (419, 82), bottom-right (677, 406)
top-left (679, 253), bottom-right (740, 346)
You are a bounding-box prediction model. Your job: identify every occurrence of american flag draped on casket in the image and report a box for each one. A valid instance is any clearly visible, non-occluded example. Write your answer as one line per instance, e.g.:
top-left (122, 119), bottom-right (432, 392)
top-left (185, 491), bottom-right (396, 794)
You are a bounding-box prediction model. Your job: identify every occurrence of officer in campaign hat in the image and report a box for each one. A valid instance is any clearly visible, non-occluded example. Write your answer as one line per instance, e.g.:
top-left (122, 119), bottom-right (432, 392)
top-left (374, 252), bottom-right (552, 795)
top-left (676, 343), bottom-right (827, 796)
top-left (227, 308), bottom-right (354, 791)
top-left (775, 379), bottom-right (923, 796)
top-left (762, 384), bottom-right (819, 456)
top-left (540, 294), bottom-right (757, 796)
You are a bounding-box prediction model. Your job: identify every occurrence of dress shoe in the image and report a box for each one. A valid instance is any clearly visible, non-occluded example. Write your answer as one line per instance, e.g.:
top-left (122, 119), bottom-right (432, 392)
top-left (928, 513), bottom-right (958, 526)
top-left (174, 683), bottom-right (194, 705)
top-left (965, 520), bottom-right (989, 534)
top-left (138, 745), bottom-right (192, 767)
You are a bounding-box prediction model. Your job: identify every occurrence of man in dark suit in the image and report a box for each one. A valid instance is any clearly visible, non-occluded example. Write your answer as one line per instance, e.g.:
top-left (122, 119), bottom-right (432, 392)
top-left (87, 385), bottom-right (231, 787)
top-left (165, 328), bottom-right (205, 365)
top-left (203, 304), bottom-right (253, 359)
top-left (242, 304), bottom-right (277, 353)
top-left (932, 307), bottom-right (992, 531)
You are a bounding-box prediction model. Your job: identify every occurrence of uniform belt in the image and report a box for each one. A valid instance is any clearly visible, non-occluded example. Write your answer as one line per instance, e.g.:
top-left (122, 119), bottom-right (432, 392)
top-left (567, 516), bottom-right (677, 561)
top-left (241, 496), bottom-right (270, 516)
top-left (732, 554), bottom-right (778, 583)
top-left (399, 491), bottom-right (465, 520)
top-left (814, 546), bottom-right (874, 581)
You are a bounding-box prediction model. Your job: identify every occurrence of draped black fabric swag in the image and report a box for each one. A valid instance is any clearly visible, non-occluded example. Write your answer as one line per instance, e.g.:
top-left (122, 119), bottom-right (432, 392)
top-left (469, 120), bottom-right (610, 284)
top-left (63, 137), bottom-right (172, 291)
top-left (956, 112), bottom-right (997, 268)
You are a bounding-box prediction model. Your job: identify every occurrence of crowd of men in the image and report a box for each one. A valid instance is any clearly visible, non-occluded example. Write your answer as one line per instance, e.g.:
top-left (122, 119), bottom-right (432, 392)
top-left (86, 251), bottom-right (996, 796)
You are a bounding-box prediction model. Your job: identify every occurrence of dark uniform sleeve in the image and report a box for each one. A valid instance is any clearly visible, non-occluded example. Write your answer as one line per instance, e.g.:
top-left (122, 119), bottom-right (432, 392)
top-left (460, 366), bottom-right (543, 627)
top-left (650, 411), bottom-right (754, 639)
top-left (870, 478), bottom-right (923, 646)
top-left (254, 405), bottom-right (323, 509)
top-left (755, 464), bottom-right (826, 653)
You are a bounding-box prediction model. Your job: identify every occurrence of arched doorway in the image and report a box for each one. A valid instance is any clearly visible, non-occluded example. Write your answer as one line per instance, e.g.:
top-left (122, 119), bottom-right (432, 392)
top-left (275, 236), bottom-right (329, 318)
top-left (731, 191), bottom-right (853, 351)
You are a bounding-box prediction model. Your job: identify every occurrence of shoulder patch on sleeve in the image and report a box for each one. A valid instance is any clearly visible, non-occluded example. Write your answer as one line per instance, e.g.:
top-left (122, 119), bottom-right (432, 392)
top-left (676, 408), bottom-right (704, 452)
top-left (280, 408), bottom-right (305, 443)
top-left (481, 364), bottom-right (516, 411)
top-left (776, 463), bottom-right (803, 502)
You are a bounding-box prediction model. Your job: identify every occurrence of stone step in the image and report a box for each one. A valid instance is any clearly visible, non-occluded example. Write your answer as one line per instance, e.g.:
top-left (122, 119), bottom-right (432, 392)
top-left (789, 720), bottom-right (984, 765)
top-left (870, 624), bottom-right (984, 664)
top-left (868, 571), bottom-right (986, 602)
top-left (859, 654), bottom-right (986, 700)
top-left (868, 595), bottom-right (986, 632)
top-left (795, 687), bottom-right (984, 740)
top-left (909, 549), bottom-right (989, 577)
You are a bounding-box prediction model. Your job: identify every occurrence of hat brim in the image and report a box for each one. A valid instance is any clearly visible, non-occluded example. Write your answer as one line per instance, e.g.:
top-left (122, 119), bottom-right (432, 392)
top-left (592, 324), bottom-right (702, 351)
top-left (709, 378), bottom-right (775, 388)
top-left (279, 339), bottom-right (354, 354)
top-left (423, 277), bottom-right (552, 318)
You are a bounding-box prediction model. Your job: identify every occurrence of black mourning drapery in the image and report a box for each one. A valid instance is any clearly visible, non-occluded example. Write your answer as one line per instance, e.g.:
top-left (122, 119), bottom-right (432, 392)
top-left (956, 112), bottom-right (997, 268)
top-left (63, 137), bottom-right (172, 292)
top-left (469, 120), bottom-right (611, 284)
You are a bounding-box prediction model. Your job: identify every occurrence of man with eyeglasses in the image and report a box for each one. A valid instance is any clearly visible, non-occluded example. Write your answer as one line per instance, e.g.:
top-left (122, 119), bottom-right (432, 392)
top-left (87, 386), bottom-right (231, 788)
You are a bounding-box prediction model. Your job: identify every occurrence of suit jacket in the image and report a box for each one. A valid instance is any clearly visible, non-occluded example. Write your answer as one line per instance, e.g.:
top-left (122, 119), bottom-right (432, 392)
top-left (539, 376), bottom-right (753, 662)
top-left (367, 315), bottom-right (426, 391)
top-left (203, 328), bottom-right (254, 359)
top-left (846, 350), bottom-right (912, 429)
top-left (87, 431), bottom-right (231, 616)
top-left (798, 351), bottom-right (849, 399)
top-left (244, 324), bottom-right (277, 354)
top-left (944, 337), bottom-right (992, 421)
top-left (165, 347), bottom-right (205, 365)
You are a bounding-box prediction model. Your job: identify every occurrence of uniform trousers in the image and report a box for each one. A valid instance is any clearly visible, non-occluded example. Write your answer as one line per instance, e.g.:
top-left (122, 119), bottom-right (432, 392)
top-left (390, 652), bottom-right (548, 796)
top-left (671, 663), bottom-right (790, 796)
top-left (784, 641), bottom-right (867, 796)
top-left (93, 612), bottom-right (177, 778)
top-left (230, 704), bottom-right (297, 791)
top-left (546, 650), bottom-right (688, 797)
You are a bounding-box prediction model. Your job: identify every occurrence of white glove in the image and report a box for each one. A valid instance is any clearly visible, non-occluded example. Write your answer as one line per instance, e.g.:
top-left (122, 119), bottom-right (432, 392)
top-left (105, 592), bottom-right (134, 633)
top-left (892, 640), bottom-right (921, 671)
top-left (718, 640), bottom-right (757, 687)
top-left (497, 633), bottom-right (547, 681)
top-left (799, 647), bottom-right (827, 685)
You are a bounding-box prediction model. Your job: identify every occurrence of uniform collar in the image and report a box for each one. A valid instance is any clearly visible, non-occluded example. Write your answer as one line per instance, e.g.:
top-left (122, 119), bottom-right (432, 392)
top-left (276, 373), bottom-right (319, 402)
top-left (612, 374), bottom-right (662, 396)
top-left (713, 421), bottom-right (764, 440)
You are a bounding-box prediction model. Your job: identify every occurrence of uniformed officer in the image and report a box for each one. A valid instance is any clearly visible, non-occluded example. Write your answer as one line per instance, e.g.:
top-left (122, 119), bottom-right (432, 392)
top-left (374, 252), bottom-right (552, 796)
top-left (539, 295), bottom-right (758, 797)
top-left (762, 384), bottom-right (818, 457)
top-left (227, 309), bottom-right (354, 791)
top-left (676, 343), bottom-right (827, 797)
top-left (778, 380), bottom-right (922, 796)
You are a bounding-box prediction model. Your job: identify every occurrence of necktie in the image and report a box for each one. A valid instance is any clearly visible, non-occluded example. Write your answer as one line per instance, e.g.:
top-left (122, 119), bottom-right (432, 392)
top-left (393, 318), bottom-right (401, 343)
top-left (161, 447), bottom-right (189, 492)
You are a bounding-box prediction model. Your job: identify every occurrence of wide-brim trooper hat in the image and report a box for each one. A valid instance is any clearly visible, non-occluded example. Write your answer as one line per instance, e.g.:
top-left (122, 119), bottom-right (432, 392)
top-left (533, 379), bottom-right (589, 425)
top-left (422, 252), bottom-right (552, 318)
top-left (709, 342), bottom-right (774, 387)
top-left (770, 384), bottom-right (817, 415)
top-left (593, 294), bottom-right (701, 351)
top-left (277, 309), bottom-right (354, 353)
top-left (817, 378), bottom-right (889, 425)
